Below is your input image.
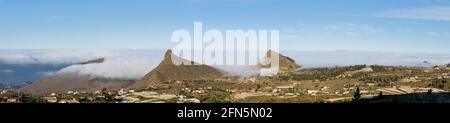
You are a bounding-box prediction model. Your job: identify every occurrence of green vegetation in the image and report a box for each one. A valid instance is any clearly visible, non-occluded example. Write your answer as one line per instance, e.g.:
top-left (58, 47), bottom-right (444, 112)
top-left (371, 65), bottom-right (414, 73)
top-left (291, 65), bottom-right (367, 81)
top-left (198, 91), bottom-right (232, 103)
top-left (352, 87), bottom-right (361, 102)
top-left (3, 64), bottom-right (449, 103)
top-left (359, 75), bottom-right (402, 86)
top-left (430, 78), bottom-right (450, 90)
top-left (18, 94), bottom-right (37, 103)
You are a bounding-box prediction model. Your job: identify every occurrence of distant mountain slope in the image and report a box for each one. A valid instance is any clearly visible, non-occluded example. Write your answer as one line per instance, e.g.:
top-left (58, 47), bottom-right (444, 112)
top-left (20, 58), bottom-right (133, 94)
top-left (20, 74), bottom-right (133, 94)
top-left (77, 58), bottom-right (105, 65)
top-left (129, 50), bottom-right (224, 89)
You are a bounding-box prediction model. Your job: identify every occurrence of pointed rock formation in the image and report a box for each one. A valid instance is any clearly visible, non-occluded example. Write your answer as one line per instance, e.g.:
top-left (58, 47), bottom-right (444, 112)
top-left (129, 50), bottom-right (224, 89)
top-left (261, 50), bottom-right (300, 72)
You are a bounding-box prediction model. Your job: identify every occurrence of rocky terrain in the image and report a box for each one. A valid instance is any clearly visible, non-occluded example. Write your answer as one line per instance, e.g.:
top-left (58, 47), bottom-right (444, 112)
top-left (129, 50), bottom-right (224, 89)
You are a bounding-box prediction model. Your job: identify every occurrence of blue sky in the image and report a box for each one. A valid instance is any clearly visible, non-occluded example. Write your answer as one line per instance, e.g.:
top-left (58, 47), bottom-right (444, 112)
top-left (1, 0), bottom-right (450, 53)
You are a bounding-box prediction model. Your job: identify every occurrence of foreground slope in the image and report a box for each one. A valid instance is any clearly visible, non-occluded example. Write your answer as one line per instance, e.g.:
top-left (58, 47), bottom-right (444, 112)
top-left (20, 58), bottom-right (133, 94)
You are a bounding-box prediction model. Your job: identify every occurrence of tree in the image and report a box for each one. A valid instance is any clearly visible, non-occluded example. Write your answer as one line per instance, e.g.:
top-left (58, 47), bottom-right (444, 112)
top-left (377, 91), bottom-right (384, 99)
top-left (100, 88), bottom-right (114, 102)
top-left (19, 94), bottom-right (36, 103)
top-left (256, 84), bottom-right (261, 92)
top-left (353, 87), bottom-right (361, 102)
top-left (430, 78), bottom-right (449, 90)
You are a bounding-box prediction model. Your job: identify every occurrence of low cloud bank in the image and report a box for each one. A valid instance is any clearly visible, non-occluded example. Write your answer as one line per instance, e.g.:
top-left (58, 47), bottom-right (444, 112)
top-left (0, 50), bottom-right (107, 64)
top-left (57, 51), bottom-right (164, 80)
top-left (0, 50), bottom-right (164, 81)
top-left (1, 50), bottom-right (449, 82)
top-left (283, 51), bottom-right (450, 68)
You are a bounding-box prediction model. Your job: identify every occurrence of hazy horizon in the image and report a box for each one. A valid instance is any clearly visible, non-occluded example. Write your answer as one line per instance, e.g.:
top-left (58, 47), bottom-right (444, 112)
top-left (1, 49), bottom-right (449, 84)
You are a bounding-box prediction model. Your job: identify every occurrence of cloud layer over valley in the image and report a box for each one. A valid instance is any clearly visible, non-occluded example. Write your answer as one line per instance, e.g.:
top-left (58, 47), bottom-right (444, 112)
top-left (1, 50), bottom-right (450, 84)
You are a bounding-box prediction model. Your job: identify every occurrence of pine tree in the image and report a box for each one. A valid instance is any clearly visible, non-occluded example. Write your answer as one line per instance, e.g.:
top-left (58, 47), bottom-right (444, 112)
top-left (377, 91), bottom-right (383, 99)
top-left (353, 87), bottom-right (361, 102)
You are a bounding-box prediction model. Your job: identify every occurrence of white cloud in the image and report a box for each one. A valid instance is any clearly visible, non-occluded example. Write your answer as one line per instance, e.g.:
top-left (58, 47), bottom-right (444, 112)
top-left (425, 31), bottom-right (441, 36)
top-left (2, 49), bottom-right (450, 81)
top-left (373, 6), bottom-right (450, 21)
top-left (0, 49), bottom-right (265, 80)
top-left (212, 65), bottom-right (261, 77)
top-left (323, 23), bottom-right (383, 36)
top-left (57, 57), bottom-right (162, 80)
top-left (283, 51), bottom-right (450, 68)
top-left (0, 50), bottom-right (165, 80)
top-left (0, 50), bottom-right (111, 64)
top-left (55, 50), bottom-right (165, 80)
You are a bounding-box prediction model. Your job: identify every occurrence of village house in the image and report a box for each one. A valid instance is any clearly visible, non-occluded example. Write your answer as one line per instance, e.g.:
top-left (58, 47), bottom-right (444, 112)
top-left (42, 97), bottom-right (58, 103)
top-left (94, 90), bottom-right (101, 95)
top-left (247, 77), bottom-right (257, 83)
top-left (66, 100), bottom-right (80, 103)
top-left (360, 90), bottom-right (369, 94)
top-left (175, 80), bottom-right (182, 84)
top-left (118, 88), bottom-right (126, 96)
top-left (192, 90), bottom-right (206, 94)
top-left (366, 83), bottom-right (377, 86)
top-left (185, 98), bottom-right (201, 103)
top-left (307, 90), bottom-right (319, 95)
top-left (181, 88), bottom-right (191, 92)
top-left (6, 98), bottom-right (17, 103)
top-left (284, 93), bottom-right (295, 96)
top-left (59, 98), bottom-right (80, 103)
top-left (320, 86), bottom-right (330, 91)
top-left (275, 86), bottom-right (295, 93)
top-left (442, 73), bottom-right (449, 78)
top-left (0, 90), bottom-right (7, 94)
top-left (177, 95), bottom-right (201, 103)
top-left (342, 91), bottom-right (350, 95)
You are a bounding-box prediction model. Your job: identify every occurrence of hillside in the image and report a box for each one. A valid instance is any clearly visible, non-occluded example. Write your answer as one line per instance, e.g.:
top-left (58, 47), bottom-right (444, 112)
top-left (20, 74), bottom-right (133, 94)
top-left (20, 58), bottom-right (133, 94)
top-left (261, 50), bottom-right (300, 72)
top-left (129, 50), bottom-right (224, 89)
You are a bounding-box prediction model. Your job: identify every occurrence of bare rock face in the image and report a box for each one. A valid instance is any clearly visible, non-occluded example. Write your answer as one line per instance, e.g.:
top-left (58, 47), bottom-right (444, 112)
top-left (129, 50), bottom-right (224, 89)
